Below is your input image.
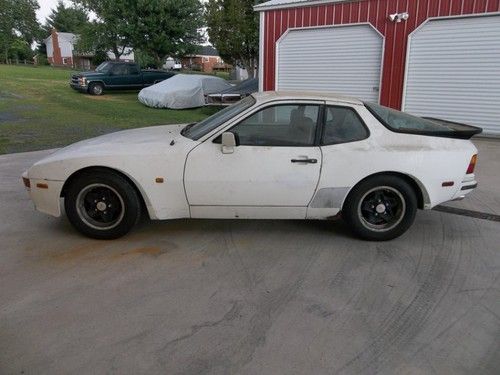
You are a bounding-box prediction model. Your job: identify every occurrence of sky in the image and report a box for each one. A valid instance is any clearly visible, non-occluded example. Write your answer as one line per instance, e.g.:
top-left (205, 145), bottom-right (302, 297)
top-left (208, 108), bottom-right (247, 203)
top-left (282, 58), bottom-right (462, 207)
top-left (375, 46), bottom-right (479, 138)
top-left (36, 0), bottom-right (210, 44)
top-left (36, 0), bottom-right (69, 24)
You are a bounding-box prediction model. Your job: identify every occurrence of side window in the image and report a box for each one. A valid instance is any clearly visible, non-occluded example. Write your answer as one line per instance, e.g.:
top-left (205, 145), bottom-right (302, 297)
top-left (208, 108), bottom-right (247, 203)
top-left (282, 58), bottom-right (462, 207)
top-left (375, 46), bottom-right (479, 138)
top-left (127, 64), bottom-right (139, 75)
top-left (229, 104), bottom-right (320, 146)
top-left (322, 106), bottom-right (369, 145)
top-left (112, 64), bottom-right (128, 75)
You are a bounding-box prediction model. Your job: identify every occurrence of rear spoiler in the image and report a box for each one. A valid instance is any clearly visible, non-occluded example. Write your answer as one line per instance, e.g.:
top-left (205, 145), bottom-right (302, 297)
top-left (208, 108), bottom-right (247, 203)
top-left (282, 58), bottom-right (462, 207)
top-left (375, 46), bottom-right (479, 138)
top-left (422, 118), bottom-right (483, 140)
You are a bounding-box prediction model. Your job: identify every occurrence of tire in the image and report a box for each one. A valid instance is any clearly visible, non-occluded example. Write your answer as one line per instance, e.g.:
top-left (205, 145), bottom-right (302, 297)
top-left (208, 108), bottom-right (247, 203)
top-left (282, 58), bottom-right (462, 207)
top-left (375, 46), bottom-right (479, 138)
top-left (64, 170), bottom-right (141, 239)
top-left (342, 175), bottom-right (417, 241)
top-left (88, 82), bottom-right (104, 95)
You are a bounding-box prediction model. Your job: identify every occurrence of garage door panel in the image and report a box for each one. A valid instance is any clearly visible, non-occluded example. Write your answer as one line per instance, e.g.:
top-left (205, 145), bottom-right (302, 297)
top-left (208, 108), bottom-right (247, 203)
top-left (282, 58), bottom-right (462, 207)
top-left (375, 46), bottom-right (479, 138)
top-left (276, 25), bottom-right (383, 102)
top-left (404, 15), bottom-right (500, 135)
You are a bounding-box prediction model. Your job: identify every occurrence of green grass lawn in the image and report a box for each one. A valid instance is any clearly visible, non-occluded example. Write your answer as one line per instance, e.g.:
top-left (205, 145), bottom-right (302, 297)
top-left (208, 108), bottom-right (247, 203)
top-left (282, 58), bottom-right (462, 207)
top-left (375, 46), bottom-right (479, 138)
top-left (0, 64), bottom-right (221, 154)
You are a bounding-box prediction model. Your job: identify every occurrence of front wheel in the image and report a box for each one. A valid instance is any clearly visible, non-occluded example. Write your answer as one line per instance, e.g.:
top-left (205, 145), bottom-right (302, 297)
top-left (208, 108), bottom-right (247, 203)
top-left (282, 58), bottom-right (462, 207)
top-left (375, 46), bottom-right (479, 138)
top-left (64, 170), bottom-right (141, 239)
top-left (342, 175), bottom-right (417, 241)
top-left (88, 82), bottom-right (104, 95)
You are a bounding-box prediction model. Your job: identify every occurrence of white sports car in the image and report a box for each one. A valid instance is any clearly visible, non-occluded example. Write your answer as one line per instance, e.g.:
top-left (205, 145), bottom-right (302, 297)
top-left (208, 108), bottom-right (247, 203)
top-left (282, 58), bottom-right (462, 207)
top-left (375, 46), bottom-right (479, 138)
top-left (22, 92), bottom-right (481, 241)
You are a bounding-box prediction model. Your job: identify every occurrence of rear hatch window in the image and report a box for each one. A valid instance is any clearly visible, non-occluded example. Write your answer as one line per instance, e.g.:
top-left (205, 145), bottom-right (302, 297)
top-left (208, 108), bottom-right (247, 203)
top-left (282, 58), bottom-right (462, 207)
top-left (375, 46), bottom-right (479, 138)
top-left (364, 102), bottom-right (482, 139)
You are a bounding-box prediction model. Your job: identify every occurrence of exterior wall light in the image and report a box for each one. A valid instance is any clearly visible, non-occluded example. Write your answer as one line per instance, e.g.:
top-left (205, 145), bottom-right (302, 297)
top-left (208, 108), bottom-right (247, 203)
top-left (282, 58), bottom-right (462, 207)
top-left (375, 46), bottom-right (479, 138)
top-left (389, 12), bottom-right (410, 22)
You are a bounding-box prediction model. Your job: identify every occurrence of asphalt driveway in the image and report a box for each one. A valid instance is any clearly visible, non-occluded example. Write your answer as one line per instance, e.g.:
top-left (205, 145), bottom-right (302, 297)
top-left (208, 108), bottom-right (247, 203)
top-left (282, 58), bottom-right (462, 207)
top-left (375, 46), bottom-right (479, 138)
top-left (1, 139), bottom-right (499, 375)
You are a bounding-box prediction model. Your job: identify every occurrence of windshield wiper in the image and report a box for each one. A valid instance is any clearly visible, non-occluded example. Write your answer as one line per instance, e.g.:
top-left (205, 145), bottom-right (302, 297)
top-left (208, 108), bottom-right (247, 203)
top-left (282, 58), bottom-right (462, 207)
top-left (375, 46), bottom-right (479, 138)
top-left (180, 122), bottom-right (196, 136)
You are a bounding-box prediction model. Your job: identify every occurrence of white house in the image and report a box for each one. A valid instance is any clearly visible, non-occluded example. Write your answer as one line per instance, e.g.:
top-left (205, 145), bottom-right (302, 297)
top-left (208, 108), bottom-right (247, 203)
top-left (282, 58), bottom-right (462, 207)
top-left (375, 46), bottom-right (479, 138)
top-left (44, 29), bottom-right (134, 70)
top-left (107, 49), bottom-right (135, 62)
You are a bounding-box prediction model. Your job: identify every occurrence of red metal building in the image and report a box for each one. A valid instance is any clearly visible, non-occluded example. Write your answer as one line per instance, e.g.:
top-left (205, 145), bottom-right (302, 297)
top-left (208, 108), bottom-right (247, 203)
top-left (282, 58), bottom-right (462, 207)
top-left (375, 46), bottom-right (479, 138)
top-left (255, 0), bottom-right (500, 134)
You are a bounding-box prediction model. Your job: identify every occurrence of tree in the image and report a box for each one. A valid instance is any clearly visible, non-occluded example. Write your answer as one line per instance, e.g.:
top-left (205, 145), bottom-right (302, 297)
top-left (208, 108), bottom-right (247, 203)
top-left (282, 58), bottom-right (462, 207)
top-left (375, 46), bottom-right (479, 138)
top-left (75, 22), bottom-right (128, 62)
top-left (8, 38), bottom-right (34, 63)
top-left (205, 0), bottom-right (263, 78)
top-left (130, 0), bottom-right (204, 67)
top-left (74, 0), bottom-right (132, 61)
top-left (0, 0), bottom-right (40, 63)
top-left (134, 49), bottom-right (159, 69)
top-left (77, 0), bottom-right (204, 67)
top-left (43, 1), bottom-right (89, 35)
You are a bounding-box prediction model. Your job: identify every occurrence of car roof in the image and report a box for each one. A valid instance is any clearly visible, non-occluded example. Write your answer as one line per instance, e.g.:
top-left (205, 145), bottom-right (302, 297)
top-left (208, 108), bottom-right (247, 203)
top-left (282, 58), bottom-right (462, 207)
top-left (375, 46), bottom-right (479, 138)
top-left (253, 91), bottom-right (364, 106)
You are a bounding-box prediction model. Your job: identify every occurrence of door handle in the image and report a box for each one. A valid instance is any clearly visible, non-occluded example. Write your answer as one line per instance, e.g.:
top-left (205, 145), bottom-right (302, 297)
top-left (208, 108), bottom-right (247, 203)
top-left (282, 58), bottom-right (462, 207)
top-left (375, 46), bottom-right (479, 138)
top-left (291, 158), bottom-right (317, 164)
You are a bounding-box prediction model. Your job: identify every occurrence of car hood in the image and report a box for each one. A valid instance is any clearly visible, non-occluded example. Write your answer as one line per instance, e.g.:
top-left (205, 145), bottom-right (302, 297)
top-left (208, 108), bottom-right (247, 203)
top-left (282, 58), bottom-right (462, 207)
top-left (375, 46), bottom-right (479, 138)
top-left (30, 124), bottom-right (195, 174)
top-left (74, 71), bottom-right (105, 78)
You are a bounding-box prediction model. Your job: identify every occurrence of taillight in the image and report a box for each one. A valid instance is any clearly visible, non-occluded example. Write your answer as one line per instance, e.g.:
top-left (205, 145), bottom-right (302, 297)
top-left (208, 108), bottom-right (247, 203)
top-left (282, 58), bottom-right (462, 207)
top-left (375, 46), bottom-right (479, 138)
top-left (466, 154), bottom-right (477, 174)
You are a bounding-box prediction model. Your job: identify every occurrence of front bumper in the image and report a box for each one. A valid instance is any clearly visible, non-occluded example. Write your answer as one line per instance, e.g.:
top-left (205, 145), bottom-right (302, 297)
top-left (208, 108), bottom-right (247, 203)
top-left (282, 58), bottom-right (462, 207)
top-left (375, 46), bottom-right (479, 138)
top-left (22, 171), bottom-right (64, 217)
top-left (69, 82), bottom-right (88, 93)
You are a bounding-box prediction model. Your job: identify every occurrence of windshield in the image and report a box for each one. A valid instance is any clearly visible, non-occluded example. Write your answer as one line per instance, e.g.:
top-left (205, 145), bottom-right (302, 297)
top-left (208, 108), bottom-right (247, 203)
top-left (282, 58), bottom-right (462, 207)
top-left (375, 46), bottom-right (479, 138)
top-left (365, 102), bottom-right (461, 133)
top-left (182, 96), bottom-right (256, 140)
top-left (95, 62), bottom-right (112, 73)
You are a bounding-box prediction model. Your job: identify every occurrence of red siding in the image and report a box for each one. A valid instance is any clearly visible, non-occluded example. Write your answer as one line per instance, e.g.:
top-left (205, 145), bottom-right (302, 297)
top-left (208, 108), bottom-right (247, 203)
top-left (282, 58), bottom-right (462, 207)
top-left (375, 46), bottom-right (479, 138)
top-left (262, 0), bottom-right (500, 109)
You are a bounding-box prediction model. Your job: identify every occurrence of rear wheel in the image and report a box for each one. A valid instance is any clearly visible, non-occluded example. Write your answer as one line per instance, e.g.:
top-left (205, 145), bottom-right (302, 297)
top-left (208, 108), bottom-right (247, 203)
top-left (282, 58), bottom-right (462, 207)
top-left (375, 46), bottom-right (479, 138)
top-left (64, 170), bottom-right (141, 239)
top-left (88, 82), bottom-right (104, 95)
top-left (342, 175), bottom-right (417, 241)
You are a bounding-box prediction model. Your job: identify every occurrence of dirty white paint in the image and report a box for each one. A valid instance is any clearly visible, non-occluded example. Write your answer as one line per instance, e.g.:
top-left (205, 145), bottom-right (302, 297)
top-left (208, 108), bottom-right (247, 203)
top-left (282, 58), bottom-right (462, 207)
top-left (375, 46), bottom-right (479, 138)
top-left (25, 92), bottom-right (478, 221)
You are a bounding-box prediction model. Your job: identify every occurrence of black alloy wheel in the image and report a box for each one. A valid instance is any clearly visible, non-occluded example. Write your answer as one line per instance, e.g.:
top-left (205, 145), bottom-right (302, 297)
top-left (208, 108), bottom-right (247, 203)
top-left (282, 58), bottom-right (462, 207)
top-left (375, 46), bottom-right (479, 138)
top-left (342, 175), bottom-right (417, 241)
top-left (64, 170), bottom-right (141, 239)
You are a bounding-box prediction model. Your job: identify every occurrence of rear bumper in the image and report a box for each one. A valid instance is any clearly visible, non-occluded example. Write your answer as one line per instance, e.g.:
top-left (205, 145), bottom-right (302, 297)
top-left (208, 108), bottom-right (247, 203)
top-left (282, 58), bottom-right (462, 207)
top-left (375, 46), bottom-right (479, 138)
top-left (206, 94), bottom-right (243, 106)
top-left (451, 175), bottom-right (477, 200)
top-left (460, 182), bottom-right (477, 191)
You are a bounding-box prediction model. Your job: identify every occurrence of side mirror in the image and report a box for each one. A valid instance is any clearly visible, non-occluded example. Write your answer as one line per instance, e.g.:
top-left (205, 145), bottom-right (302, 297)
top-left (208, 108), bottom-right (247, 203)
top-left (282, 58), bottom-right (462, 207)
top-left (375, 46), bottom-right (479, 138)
top-left (221, 132), bottom-right (236, 154)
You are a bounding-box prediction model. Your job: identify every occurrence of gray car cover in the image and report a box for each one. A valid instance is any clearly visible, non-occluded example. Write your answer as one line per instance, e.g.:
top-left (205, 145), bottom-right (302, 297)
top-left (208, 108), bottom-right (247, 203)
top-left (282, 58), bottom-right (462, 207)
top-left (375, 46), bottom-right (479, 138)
top-left (138, 74), bottom-right (232, 109)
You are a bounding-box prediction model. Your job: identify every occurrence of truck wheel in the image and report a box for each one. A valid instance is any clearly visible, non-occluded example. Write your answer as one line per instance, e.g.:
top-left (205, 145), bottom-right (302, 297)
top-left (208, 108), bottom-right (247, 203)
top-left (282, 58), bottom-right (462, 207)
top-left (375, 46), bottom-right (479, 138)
top-left (64, 170), bottom-right (141, 239)
top-left (342, 175), bottom-right (417, 241)
top-left (88, 82), bottom-right (104, 95)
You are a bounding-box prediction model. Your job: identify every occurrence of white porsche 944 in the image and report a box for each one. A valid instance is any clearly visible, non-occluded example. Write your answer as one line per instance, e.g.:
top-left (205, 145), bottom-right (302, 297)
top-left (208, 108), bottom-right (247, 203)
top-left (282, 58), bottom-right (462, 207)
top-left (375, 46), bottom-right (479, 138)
top-left (22, 92), bottom-right (481, 241)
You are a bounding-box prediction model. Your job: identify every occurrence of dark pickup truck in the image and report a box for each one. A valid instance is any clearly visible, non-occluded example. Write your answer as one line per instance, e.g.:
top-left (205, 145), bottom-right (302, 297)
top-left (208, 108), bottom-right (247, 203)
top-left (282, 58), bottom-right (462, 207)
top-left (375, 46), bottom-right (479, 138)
top-left (70, 61), bottom-right (175, 95)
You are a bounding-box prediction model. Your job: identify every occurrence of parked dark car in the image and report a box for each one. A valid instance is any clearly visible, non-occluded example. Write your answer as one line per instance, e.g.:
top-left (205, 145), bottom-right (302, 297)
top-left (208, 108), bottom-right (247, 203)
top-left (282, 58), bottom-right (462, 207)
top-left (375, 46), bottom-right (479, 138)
top-left (70, 61), bottom-right (175, 95)
top-left (206, 78), bottom-right (258, 105)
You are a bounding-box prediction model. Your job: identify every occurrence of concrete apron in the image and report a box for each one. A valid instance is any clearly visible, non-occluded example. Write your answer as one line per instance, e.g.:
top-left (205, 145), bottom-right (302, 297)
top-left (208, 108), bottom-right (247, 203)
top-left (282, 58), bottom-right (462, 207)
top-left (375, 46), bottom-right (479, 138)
top-left (0, 141), bottom-right (499, 374)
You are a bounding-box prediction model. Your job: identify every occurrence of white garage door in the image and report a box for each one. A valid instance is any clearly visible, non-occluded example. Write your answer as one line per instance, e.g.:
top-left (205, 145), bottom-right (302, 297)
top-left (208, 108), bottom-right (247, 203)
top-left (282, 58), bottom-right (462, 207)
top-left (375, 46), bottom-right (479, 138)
top-left (276, 25), bottom-right (383, 102)
top-left (404, 15), bottom-right (500, 136)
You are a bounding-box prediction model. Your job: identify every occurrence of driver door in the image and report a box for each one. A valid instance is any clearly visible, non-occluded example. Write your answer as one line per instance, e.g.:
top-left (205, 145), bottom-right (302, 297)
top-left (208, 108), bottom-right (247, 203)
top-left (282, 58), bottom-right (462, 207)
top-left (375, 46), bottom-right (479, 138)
top-left (184, 102), bottom-right (323, 219)
top-left (107, 64), bottom-right (142, 88)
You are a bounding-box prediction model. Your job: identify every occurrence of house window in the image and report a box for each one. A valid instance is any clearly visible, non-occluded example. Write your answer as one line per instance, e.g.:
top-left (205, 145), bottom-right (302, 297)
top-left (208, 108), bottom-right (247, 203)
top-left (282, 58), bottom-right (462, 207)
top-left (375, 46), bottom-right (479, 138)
top-left (202, 56), bottom-right (209, 62)
top-left (62, 57), bottom-right (69, 65)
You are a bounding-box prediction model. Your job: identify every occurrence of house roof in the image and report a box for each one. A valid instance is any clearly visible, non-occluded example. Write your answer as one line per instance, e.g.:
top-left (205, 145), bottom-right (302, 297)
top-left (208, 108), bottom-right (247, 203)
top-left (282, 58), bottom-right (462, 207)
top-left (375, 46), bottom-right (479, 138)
top-left (196, 45), bottom-right (219, 57)
top-left (254, 0), bottom-right (346, 11)
top-left (184, 45), bottom-right (220, 57)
